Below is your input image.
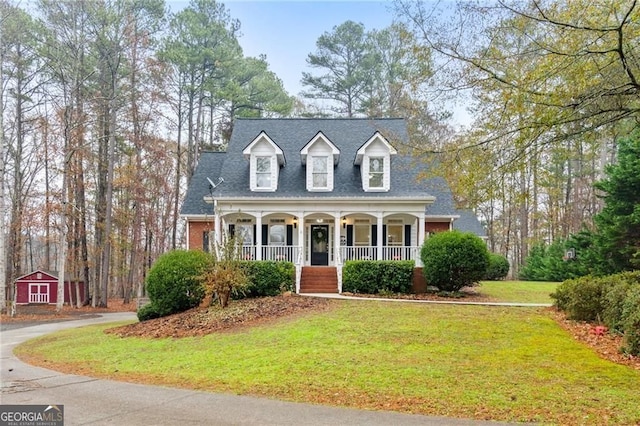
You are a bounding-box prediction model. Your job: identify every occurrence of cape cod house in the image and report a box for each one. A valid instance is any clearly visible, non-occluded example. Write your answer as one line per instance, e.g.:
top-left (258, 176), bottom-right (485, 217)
top-left (180, 118), bottom-right (485, 293)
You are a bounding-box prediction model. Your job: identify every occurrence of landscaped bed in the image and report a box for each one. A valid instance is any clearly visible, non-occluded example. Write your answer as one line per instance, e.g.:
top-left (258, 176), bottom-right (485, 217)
top-left (14, 294), bottom-right (640, 425)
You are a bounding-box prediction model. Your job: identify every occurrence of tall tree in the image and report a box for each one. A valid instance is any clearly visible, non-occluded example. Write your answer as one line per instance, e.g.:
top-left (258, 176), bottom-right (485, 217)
top-left (216, 55), bottom-right (293, 142)
top-left (396, 0), bottom-right (639, 269)
top-left (0, 0), bottom-right (8, 311)
top-left (301, 20), bottom-right (376, 117)
top-left (39, 0), bottom-right (96, 310)
top-left (161, 0), bottom-right (241, 180)
top-left (592, 129), bottom-right (640, 272)
top-left (2, 1), bottom-right (47, 310)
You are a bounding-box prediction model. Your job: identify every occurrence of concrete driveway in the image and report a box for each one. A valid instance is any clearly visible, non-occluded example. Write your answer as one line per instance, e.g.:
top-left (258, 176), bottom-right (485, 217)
top-left (1, 313), bottom-right (516, 425)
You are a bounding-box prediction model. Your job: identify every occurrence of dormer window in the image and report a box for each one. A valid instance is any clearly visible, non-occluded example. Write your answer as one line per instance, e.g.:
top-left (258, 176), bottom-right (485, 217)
top-left (312, 156), bottom-right (329, 188)
top-left (243, 131), bottom-right (285, 192)
top-left (354, 131), bottom-right (397, 192)
top-left (256, 156), bottom-right (272, 188)
top-left (300, 131), bottom-right (340, 192)
top-left (369, 157), bottom-right (384, 188)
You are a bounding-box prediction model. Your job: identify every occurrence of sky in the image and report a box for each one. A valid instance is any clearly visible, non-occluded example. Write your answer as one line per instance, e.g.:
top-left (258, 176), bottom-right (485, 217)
top-left (169, 1), bottom-right (397, 97)
top-left (167, 1), bottom-right (471, 125)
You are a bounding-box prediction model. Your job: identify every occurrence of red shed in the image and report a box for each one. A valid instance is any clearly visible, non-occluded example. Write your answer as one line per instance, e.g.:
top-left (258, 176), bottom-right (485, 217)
top-left (14, 270), bottom-right (85, 305)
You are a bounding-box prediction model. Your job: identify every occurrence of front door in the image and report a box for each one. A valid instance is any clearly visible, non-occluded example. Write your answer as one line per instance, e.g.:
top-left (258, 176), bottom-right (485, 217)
top-left (310, 225), bottom-right (329, 265)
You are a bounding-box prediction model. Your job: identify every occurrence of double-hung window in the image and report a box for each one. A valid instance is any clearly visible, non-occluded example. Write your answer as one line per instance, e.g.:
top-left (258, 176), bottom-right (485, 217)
top-left (256, 156), bottom-right (271, 188)
top-left (312, 156), bottom-right (328, 189)
top-left (369, 157), bottom-right (384, 188)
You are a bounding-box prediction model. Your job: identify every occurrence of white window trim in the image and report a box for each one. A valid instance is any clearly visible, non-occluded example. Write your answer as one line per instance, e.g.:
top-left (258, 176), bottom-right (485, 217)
top-left (311, 155), bottom-right (330, 190)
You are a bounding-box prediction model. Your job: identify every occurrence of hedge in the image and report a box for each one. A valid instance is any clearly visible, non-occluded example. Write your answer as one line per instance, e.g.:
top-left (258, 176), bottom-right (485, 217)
top-left (342, 260), bottom-right (414, 294)
top-left (551, 271), bottom-right (640, 356)
top-left (236, 260), bottom-right (295, 299)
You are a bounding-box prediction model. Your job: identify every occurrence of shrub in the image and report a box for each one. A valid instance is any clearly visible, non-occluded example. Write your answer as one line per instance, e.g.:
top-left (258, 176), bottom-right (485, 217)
top-left (378, 261), bottom-right (414, 293)
top-left (137, 303), bottom-right (162, 322)
top-left (602, 280), bottom-right (633, 332)
top-left (143, 249), bottom-right (210, 319)
top-left (484, 253), bottom-right (510, 280)
top-left (601, 271), bottom-right (640, 332)
top-left (621, 286), bottom-right (640, 356)
top-left (342, 261), bottom-right (414, 294)
top-left (342, 261), bottom-right (381, 294)
top-left (420, 231), bottom-right (489, 292)
top-left (551, 275), bottom-right (608, 321)
top-left (239, 261), bottom-right (295, 298)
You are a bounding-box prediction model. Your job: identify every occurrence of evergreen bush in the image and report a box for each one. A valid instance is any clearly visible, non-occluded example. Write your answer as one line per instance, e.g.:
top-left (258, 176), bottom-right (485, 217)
top-left (239, 261), bottom-right (295, 298)
top-left (484, 253), bottom-right (510, 280)
top-left (551, 275), bottom-right (608, 321)
top-left (141, 249), bottom-right (210, 320)
top-left (342, 260), bottom-right (414, 294)
top-left (420, 231), bottom-right (489, 292)
top-left (621, 286), bottom-right (640, 356)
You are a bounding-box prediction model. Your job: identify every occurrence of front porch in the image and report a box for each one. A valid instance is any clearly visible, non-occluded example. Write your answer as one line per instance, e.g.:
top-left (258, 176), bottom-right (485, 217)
top-left (206, 210), bottom-right (426, 294)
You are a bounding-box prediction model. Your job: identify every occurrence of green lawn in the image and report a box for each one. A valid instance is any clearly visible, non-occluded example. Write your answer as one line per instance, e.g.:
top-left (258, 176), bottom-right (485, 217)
top-left (16, 300), bottom-right (640, 425)
top-left (477, 280), bottom-right (559, 303)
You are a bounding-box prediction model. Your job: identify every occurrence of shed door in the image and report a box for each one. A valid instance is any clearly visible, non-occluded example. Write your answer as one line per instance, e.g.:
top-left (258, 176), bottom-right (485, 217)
top-left (29, 283), bottom-right (49, 303)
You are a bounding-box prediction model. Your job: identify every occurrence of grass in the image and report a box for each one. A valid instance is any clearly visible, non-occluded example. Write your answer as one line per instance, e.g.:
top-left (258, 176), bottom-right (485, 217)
top-left (16, 300), bottom-right (640, 425)
top-left (477, 280), bottom-right (559, 304)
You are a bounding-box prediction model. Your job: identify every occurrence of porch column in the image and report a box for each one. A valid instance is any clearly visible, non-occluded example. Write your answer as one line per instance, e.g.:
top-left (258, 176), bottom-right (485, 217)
top-left (334, 213), bottom-right (341, 265)
top-left (256, 213), bottom-right (263, 260)
top-left (417, 214), bottom-right (426, 267)
top-left (214, 199), bottom-right (221, 247)
top-left (418, 213), bottom-right (426, 247)
top-left (297, 212), bottom-right (304, 265)
top-left (376, 213), bottom-right (383, 260)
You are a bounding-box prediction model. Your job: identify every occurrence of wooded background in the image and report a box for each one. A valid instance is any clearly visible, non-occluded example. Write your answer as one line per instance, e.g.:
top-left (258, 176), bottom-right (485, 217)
top-left (2, 0), bottom-right (638, 308)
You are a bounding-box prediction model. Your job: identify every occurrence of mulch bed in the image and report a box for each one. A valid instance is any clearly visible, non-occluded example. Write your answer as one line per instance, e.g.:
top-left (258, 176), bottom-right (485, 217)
top-left (106, 295), bottom-right (334, 338)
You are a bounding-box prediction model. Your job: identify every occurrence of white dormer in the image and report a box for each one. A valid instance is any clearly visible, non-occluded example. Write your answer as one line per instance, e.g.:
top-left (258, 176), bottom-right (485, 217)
top-left (243, 131), bottom-right (285, 192)
top-left (354, 131), bottom-right (397, 192)
top-left (300, 132), bottom-right (340, 192)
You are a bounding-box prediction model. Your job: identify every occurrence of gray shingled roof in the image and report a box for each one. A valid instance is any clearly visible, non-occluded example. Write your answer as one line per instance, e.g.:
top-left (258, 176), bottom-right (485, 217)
top-left (453, 209), bottom-right (487, 237)
top-left (180, 117), bottom-right (481, 240)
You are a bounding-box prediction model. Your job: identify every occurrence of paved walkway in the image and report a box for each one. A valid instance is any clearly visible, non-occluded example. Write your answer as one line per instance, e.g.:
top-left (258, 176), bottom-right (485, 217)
top-left (1, 308), bottom-right (522, 425)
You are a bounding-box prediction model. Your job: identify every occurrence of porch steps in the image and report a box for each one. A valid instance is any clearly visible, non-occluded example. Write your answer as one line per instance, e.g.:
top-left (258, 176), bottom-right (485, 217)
top-left (299, 266), bottom-right (338, 293)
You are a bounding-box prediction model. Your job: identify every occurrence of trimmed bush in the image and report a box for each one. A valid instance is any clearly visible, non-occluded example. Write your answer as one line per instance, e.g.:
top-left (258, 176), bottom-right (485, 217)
top-left (601, 271), bottom-right (640, 332)
top-left (552, 270), bottom-right (640, 356)
top-left (621, 286), bottom-right (640, 356)
top-left (551, 275), bottom-right (608, 321)
top-left (602, 280), bottom-right (633, 332)
top-left (137, 303), bottom-right (163, 322)
top-left (342, 260), bottom-right (414, 294)
top-left (238, 261), bottom-right (295, 298)
top-left (484, 253), bottom-right (510, 280)
top-left (420, 231), bottom-right (489, 292)
top-left (141, 249), bottom-right (210, 321)
top-left (379, 261), bottom-right (414, 293)
top-left (342, 261), bottom-right (381, 294)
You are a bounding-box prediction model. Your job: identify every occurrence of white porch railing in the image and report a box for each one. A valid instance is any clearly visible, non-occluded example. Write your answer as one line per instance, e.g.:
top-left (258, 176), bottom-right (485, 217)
top-left (240, 245), bottom-right (302, 264)
top-left (340, 246), bottom-right (421, 262)
top-left (340, 246), bottom-right (377, 261)
top-left (262, 245), bottom-right (301, 263)
top-left (381, 246), bottom-right (421, 261)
